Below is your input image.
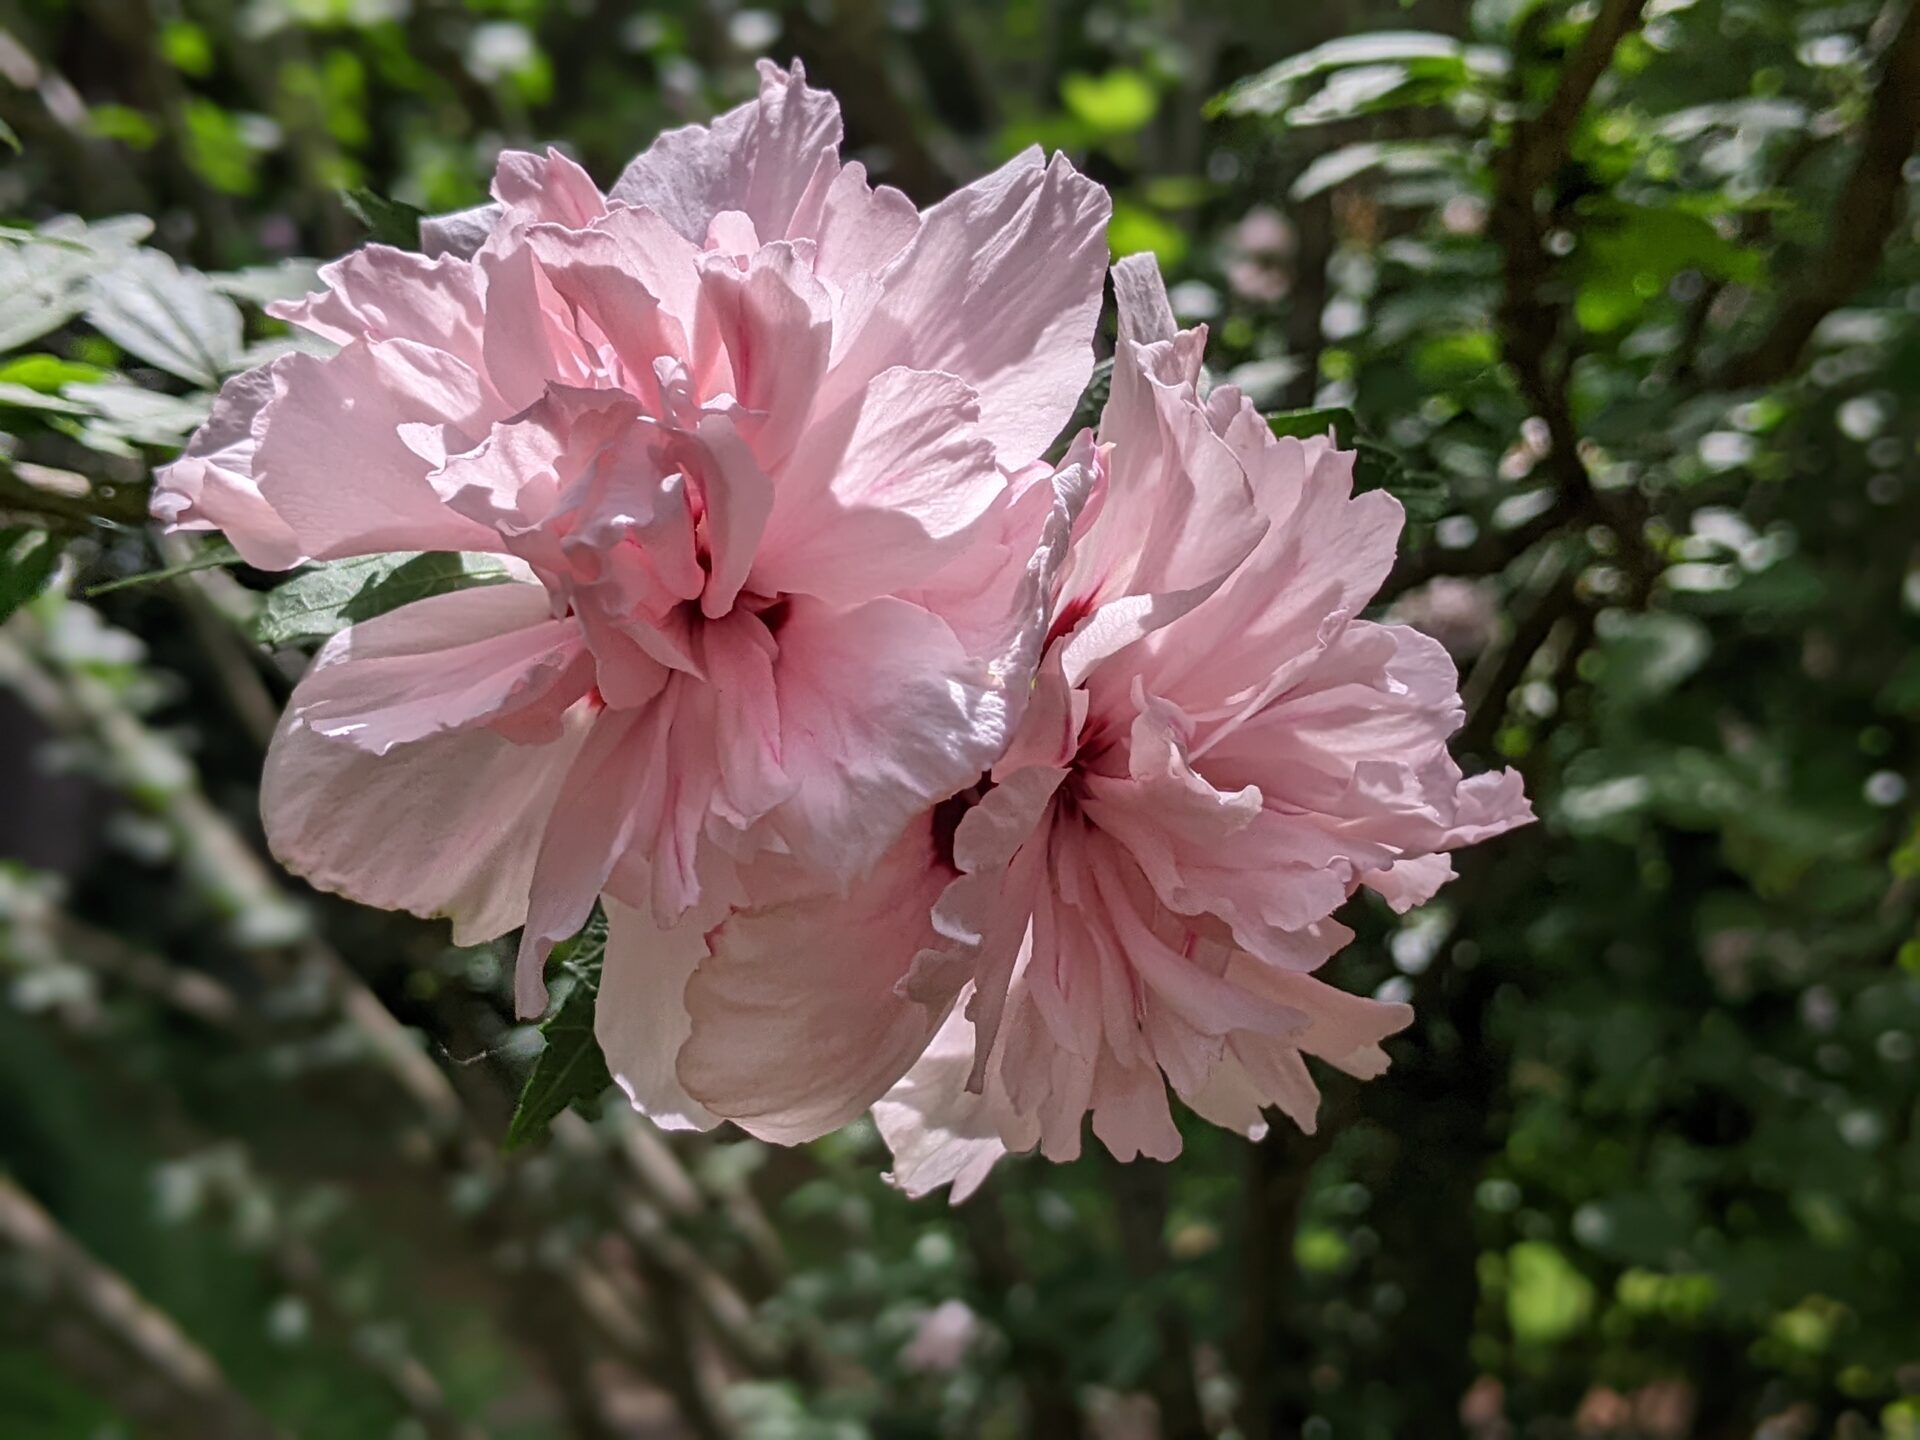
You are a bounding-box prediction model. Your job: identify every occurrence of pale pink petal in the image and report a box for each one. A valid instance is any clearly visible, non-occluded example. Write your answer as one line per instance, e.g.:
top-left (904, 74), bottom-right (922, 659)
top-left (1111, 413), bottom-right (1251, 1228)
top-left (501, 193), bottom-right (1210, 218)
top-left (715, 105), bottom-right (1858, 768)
top-left (677, 821), bottom-right (956, 1143)
top-left (692, 243), bottom-right (830, 468)
top-left (1149, 449), bottom-right (1404, 717)
top-left (475, 241), bottom-right (598, 413)
top-left (263, 611), bottom-right (590, 945)
top-left (874, 1004), bottom-right (1029, 1202)
top-left (764, 596), bottom-right (1013, 879)
top-left (1088, 1047), bottom-right (1184, 1163)
top-left (609, 60), bottom-right (842, 246)
top-left (521, 207), bottom-right (700, 389)
top-left (695, 608), bottom-right (791, 824)
top-left (1360, 853), bottom-right (1456, 911)
top-left (287, 583), bottom-right (589, 754)
top-left (269, 246), bottom-right (486, 368)
top-left (595, 887), bottom-right (730, 1133)
top-left (685, 411), bottom-right (775, 620)
top-left (751, 367), bottom-right (1001, 606)
top-left (420, 203), bottom-right (499, 260)
top-left (826, 149), bottom-right (1111, 461)
top-left (253, 340), bottom-right (501, 560)
top-left (491, 146), bottom-right (607, 229)
top-left (150, 362), bottom-right (303, 568)
top-left (806, 161), bottom-right (919, 287)
top-left (513, 702), bottom-right (674, 1016)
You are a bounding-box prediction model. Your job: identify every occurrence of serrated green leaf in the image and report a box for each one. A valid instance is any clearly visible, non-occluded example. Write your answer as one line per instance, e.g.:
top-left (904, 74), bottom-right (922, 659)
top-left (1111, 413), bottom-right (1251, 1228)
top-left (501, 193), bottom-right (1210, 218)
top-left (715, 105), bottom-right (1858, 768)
top-left (341, 188), bottom-right (425, 250)
top-left (250, 551), bottom-right (518, 648)
top-left (0, 215), bottom-right (152, 351)
top-left (505, 912), bottom-right (612, 1150)
top-left (84, 249), bottom-right (245, 386)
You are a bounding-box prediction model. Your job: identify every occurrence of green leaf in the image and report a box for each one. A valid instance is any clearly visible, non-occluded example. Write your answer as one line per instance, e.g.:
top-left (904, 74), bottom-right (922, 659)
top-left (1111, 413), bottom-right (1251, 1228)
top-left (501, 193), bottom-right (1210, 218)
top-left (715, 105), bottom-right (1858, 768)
top-left (1506, 1242), bottom-right (1595, 1344)
top-left (65, 381), bottom-right (213, 448)
top-left (1292, 139), bottom-right (1468, 199)
top-left (0, 528), bottom-right (63, 625)
top-left (0, 355), bottom-right (110, 392)
top-left (1052, 357), bottom-right (1113, 460)
top-left (211, 259), bottom-right (326, 307)
top-left (84, 249), bottom-right (245, 386)
top-left (0, 214), bottom-right (152, 351)
top-left (1268, 406), bottom-right (1357, 443)
top-left (251, 551), bottom-right (518, 648)
top-left (1060, 69), bottom-right (1158, 135)
top-left (86, 540), bottom-right (242, 597)
top-left (1108, 198), bottom-right (1187, 267)
top-left (0, 118), bottom-right (19, 154)
top-left (341, 188), bottom-right (425, 250)
top-left (1211, 32), bottom-right (1506, 120)
top-left (505, 912), bottom-right (613, 1150)
top-left (1572, 200), bottom-right (1764, 335)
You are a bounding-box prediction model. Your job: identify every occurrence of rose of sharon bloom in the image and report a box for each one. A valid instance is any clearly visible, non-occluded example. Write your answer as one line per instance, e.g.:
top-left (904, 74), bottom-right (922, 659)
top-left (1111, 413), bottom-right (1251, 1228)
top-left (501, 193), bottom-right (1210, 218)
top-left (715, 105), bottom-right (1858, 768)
top-left (865, 255), bottom-right (1535, 1199)
top-left (150, 63), bottom-right (1112, 1027)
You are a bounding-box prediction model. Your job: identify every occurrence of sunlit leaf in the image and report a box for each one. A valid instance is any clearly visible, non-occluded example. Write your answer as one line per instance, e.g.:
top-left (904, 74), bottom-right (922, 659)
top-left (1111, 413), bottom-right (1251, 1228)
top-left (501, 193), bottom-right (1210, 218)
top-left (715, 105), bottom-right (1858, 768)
top-left (84, 250), bottom-right (246, 387)
top-left (251, 551), bottom-right (518, 648)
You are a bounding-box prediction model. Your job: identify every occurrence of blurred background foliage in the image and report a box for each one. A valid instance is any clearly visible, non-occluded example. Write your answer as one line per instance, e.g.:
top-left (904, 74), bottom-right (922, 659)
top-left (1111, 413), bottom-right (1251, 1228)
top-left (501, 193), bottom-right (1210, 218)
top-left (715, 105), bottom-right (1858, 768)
top-left (3, 0), bottom-right (1920, 1437)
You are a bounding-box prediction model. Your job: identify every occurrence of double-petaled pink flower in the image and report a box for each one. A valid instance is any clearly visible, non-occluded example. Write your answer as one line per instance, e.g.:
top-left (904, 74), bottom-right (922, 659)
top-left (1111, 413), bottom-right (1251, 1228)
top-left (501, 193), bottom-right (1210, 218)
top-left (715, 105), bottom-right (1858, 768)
top-left (155, 61), bottom-right (1110, 1023)
top-left (862, 258), bottom-right (1533, 1196)
top-left (157, 68), bottom-right (1529, 1182)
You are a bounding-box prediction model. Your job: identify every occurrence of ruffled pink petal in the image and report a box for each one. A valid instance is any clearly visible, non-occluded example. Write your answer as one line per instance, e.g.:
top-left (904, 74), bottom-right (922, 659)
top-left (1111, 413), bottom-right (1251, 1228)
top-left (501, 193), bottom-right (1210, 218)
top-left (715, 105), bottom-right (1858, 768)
top-left (513, 702), bottom-right (672, 1016)
top-left (763, 596), bottom-right (1014, 880)
top-left (269, 246), bottom-right (486, 371)
top-left (874, 1004), bottom-right (1032, 1202)
top-left (150, 362), bottom-right (303, 568)
top-left (609, 60), bottom-right (842, 247)
top-left (286, 583), bottom-right (589, 754)
top-left (475, 241), bottom-right (598, 413)
top-left (491, 146), bottom-right (607, 230)
top-left (1148, 447), bottom-right (1403, 718)
top-left (595, 884), bottom-right (733, 1134)
top-left (806, 160), bottom-right (919, 287)
top-left (895, 767), bottom-right (1062, 1075)
top-left (692, 242), bottom-right (831, 469)
top-left (752, 367), bottom-right (1002, 607)
top-left (253, 339), bottom-right (502, 561)
top-left (825, 148), bottom-right (1111, 462)
top-left (521, 207), bottom-right (700, 391)
top-left (1361, 853), bottom-right (1457, 912)
top-left (262, 606), bottom-right (592, 946)
top-left (675, 821), bottom-right (957, 1143)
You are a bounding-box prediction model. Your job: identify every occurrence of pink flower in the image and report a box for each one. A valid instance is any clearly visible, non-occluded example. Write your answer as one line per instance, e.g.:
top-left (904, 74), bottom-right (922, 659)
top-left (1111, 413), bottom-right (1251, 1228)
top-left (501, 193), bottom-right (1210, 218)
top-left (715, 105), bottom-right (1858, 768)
top-left (866, 255), bottom-right (1533, 1198)
top-left (156, 63), bottom-right (1111, 1024)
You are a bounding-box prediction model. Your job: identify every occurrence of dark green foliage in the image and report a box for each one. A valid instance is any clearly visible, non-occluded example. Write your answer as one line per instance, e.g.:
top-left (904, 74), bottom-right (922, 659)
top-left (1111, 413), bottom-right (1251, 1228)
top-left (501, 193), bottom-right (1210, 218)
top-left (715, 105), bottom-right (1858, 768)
top-left (339, 188), bottom-right (426, 251)
top-left (505, 914), bottom-right (614, 1151)
top-left (2, 0), bottom-right (1918, 1437)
